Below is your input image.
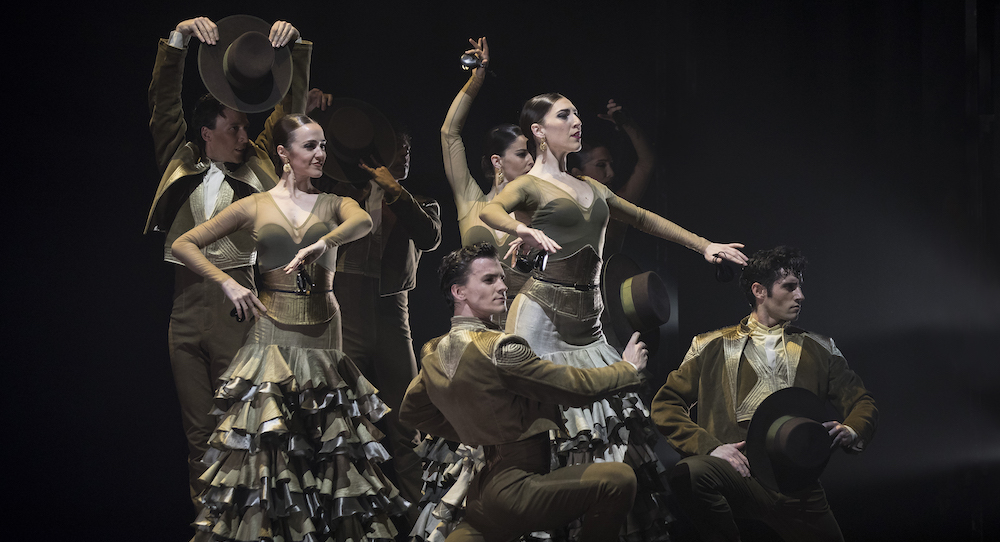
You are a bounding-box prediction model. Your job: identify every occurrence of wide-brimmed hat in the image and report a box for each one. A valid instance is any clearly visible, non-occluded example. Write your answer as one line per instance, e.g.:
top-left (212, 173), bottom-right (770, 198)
top-left (601, 254), bottom-right (670, 355)
top-left (746, 387), bottom-right (833, 493)
top-left (310, 98), bottom-right (397, 185)
top-left (198, 14), bottom-right (292, 114)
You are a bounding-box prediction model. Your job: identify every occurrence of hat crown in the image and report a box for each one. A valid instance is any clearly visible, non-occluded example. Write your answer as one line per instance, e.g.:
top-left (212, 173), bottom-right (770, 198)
top-left (224, 32), bottom-right (274, 87)
top-left (766, 415), bottom-right (831, 470)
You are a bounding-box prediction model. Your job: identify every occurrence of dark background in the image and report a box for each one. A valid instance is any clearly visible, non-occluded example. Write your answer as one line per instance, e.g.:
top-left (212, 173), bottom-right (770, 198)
top-left (14, 1), bottom-right (998, 540)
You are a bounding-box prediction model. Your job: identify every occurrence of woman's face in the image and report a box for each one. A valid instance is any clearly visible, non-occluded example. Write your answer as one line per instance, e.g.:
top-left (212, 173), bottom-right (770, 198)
top-left (535, 97), bottom-right (582, 155)
top-left (580, 146), bottom-right (614, 185)
top-left (282, 123), bottom-right (326, 179)
top-left (499, 135), bottom-right (534, 181)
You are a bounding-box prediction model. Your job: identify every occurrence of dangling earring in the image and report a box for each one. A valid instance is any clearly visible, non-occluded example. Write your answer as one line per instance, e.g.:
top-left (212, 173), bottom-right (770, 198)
top-left (283, 160), bottom-right (292, 174)
top-left (495, 167), bottom-right (504, 185)
top-left (538, 137), bottom-right (548, 154)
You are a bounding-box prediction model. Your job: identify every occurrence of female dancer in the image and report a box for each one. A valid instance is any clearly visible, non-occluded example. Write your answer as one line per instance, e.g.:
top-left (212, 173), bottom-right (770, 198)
top-left (441, 37), bottom-right (535, 313)
top-left (479, 93), bottom-right (747, 539)
top-left (172, 114), bottom-right (405, 541)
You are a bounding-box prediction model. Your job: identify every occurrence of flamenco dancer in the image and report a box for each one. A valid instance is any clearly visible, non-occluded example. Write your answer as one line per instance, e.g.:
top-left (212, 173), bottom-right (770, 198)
top-left (172, 114), bottom-right (405, 541)
top-left (478, 92), bottom-right (748, 539)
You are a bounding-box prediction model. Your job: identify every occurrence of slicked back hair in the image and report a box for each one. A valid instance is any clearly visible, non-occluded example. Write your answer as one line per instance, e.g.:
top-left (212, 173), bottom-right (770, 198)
top-left (438, 242), bottom-right (499, 307)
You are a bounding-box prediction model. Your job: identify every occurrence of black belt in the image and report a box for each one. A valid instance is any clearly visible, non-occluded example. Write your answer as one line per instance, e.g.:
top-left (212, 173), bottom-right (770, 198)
top-left (532, 274), bottom-right (599, 291)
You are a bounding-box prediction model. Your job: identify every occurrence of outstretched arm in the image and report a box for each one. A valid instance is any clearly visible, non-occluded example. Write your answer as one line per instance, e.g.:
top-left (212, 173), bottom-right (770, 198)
top-left (441, 37), bottom-right (491, 220)
top-left (603, 185), bottom-right (747, 265)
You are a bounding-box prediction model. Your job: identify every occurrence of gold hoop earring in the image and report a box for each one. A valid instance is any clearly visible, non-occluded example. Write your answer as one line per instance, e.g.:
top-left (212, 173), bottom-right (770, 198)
top-left (538, 137), bottom-right (548, 154)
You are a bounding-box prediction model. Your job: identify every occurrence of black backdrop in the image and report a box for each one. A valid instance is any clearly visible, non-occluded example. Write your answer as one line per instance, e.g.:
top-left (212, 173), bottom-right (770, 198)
top-left (13, 1), bottom-right (998, 540)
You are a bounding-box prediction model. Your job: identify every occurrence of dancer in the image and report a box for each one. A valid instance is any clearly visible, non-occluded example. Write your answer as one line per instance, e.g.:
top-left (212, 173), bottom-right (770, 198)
top-left (651, 246), bottom-right (877, 542)
top-left (172, 114), bottom-right (404, 541)
top-left (441, 36), bottom-right (535, 313)
top-left (400, 243), bottom-right (648, 542)
top-left (145, 14), bottom-right (311, 511)
top-left (479, 92), bottom-right (748, 539)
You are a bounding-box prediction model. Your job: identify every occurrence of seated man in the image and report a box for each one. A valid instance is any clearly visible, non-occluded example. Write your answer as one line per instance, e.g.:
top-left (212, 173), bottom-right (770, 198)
top-left (399, 243), bottom-right (648, 542)
top-left (651, 246), bottom-right (878, 542)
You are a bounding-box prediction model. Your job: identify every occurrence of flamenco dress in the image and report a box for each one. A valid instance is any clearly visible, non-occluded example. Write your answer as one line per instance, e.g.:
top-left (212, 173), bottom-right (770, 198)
top-left (175, 192), bottom-right (406, 541)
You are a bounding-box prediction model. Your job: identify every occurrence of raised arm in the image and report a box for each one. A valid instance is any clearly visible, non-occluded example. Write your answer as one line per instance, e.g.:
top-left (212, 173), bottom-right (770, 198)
top-left (441, 37), bottom-right (490, 220)
top-left (256, 21), bottom-right (312, 156)
top-left (360, 163), bottom-right (442, 251)
top-left (599, 100), bottom-right (654, 204)
top-left (602, 184), bottom-right (748, 266)
top-left (149, 18), bottom-right (219, 172)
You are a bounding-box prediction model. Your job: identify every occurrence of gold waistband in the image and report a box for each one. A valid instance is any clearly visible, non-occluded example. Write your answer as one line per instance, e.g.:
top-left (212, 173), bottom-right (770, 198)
top-left (533, 245), bottom-right (602, 288)
top-left (258, 263), bottom-right (338, 325)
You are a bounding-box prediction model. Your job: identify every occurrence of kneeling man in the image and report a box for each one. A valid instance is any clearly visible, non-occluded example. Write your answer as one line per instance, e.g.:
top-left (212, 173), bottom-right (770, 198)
top-left (400, 243), bottom-right (648, 542)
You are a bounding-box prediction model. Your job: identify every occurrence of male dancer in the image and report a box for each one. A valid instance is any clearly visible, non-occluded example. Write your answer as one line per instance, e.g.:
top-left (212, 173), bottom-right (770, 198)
top-left (400, 243), bottom-right (647, 541)
top-left (329, 128), bottom-right (442, 510)
top-left (146, 15), bottom-right (311, 507)
top-left (651, 246), bottom-right (878, 541)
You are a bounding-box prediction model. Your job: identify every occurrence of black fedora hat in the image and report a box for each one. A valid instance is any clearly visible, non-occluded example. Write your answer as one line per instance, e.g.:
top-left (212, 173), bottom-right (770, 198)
top-left (600, 254), bottom-right (670, 355)
top-left (310, 98), bottom-right (397, 186)
top-left (198, 15), bottom-right (293, 114)
top-left (746, 387), bottom-right (833, 493)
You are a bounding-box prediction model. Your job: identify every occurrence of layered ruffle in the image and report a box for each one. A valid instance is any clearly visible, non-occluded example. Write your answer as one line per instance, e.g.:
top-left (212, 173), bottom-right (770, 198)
top-left (193, 336), bottom-right (405, 542)
top-left (407, 438), bottom-right (482, 542)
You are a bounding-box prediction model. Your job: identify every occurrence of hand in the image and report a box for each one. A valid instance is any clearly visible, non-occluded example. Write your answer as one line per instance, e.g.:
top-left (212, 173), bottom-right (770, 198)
top-left (514, 223), bottom-right (562, 254)
top-left (822, 421), bottom-right (857, 449)
top-left (465, 36), bottom-right (490, 69)
top-left (597, 99), bottom-right (625, 125)
top-left (283, 240), bottom-right (328, 274)
top-left (623, 332), bottom-right (648, 372)
top-left (307, 88), bottom-right (333, 112)
top-left (176, 17), bottom-right (218, 45)
top-left (269, 20), bottom-right (299, 47)
top-left (221, 278), bottom-right (267, 320)
top-left (502, 237), bottom-right (525, 265)
top-left (359, 162), bottom-right (403, 199)
top-left (710, 441), bottom-right (750, 477)
top-left (704, 242), bottom-right (748, 266)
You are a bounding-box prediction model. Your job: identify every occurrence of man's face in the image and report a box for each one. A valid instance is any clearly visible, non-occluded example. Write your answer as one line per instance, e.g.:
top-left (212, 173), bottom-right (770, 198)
top-left (455, 257), bottom-right (508, 319)
top-left (388, 134), bottom-right (411, 181)
top-left (202, 108), bottom-right (250, 164)
top-left (757, 270), bottom-right (805, 324)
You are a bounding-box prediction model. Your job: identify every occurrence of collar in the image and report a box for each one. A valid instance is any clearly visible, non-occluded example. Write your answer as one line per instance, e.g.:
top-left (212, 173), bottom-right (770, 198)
top-left (747, 312), bottom-right (787, 338)
top-left (450, 316), bottom-right (500, 332)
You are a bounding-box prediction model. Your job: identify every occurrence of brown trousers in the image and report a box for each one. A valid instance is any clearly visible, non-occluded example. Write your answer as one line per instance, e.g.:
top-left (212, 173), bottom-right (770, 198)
top-left (168, 265), bottom-right (253, 508)
top-left (450, 434), bottom-right (637, 542)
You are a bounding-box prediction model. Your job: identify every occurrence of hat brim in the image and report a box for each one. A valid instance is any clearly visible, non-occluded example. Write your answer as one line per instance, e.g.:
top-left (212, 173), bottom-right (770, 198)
top-left (311, 98), bottom-right (397, 185)
top-left (746, 387), bottom-right (832, 493)
top-left (600, 254), bottom-right (668, 355)
top-left (198, 14), bottom-right (292, 114)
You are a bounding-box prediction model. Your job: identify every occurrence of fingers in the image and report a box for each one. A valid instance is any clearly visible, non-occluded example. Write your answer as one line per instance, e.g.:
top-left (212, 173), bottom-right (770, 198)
top-left (250, 294), bottom-right (267, 316)
top-left (178, 17), bottom-right (218, 44)
top-left (269, 21), bottom-right (298, 47)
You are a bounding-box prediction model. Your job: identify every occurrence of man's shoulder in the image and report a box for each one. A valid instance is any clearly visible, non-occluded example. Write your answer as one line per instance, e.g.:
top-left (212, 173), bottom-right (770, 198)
top-left (788, 326), bottom-right (839, 355)
top-left (693, 323), bottom-right (742, 344)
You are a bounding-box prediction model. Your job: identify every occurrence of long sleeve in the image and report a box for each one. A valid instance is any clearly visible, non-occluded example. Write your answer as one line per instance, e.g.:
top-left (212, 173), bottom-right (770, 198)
top-left (441, 73), bottom-right (488, 221)
top-left (324, 196), bottom-right (373, 248)
top-left (824, 339), bottom-right (878, 452)
top-left (399, 374), bottom-right (462, 442)
top-left (603, 185), bottom-right (711, 254)
top-left (479, 175), bottom-right (538, 234)
top-left (171, 197), bottom-right (257, 284)
top-left (387, 188), bottom-right (442, 251)
top-left (256, 40), bottom-right (313, 156)
top-left (651, 337), bottom-right (727, 456)
top-left (148, 39), bottom-right (189, 173)
top-left (493, 335), bottom-right (641, 407)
